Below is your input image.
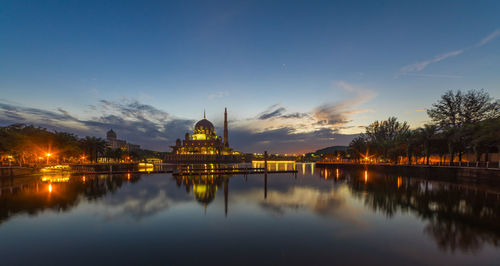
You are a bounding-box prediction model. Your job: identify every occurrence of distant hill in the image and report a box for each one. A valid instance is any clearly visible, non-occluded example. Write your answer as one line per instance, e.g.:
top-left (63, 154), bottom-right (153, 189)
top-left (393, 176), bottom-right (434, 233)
top-left (308, 145), bottom-right (348, 156)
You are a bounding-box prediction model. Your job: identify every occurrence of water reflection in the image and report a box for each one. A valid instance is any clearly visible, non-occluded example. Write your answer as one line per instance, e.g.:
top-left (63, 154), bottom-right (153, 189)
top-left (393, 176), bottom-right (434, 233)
top-left (319, 166), bottom-right (500, 253)
top-left (0, 163), bottom-right (499, 262)
top-left (0, 173), bottom-right (140, 225)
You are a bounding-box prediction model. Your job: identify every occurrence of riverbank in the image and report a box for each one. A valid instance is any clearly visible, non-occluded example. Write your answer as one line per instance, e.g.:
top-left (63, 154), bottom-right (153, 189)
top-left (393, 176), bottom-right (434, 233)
top-left (316, 162), bottom-right (500, 183)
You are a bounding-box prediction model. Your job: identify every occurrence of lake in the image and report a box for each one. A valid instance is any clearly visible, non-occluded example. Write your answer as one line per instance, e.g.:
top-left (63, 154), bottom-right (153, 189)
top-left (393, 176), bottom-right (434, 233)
top-left (1, 163), bottom-right (499, 265)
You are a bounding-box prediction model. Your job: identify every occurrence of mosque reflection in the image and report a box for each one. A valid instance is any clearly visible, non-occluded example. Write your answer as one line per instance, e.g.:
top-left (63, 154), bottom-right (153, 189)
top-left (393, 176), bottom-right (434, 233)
top-left (173, 174), bottom-right (229, 214)
top-left (1, 164), bottom-right (500, 254)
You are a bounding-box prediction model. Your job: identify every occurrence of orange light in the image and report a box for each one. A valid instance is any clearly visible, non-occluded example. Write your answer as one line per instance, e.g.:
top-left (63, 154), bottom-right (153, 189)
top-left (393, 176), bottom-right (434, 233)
top-left (82, 176), bottom-right (86, 183)
top-left (364, 171), bottom-right (368, 183)
top-left (48, 184), bottom-right (52, 193)
top-left (397, 177), bottom-right (402, 189)
top-left (46, 153), bottom-right (51, 157)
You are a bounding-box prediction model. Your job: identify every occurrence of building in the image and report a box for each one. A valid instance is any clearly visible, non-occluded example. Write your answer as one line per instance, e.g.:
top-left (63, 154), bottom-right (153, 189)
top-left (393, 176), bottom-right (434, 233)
top-left (166, 108), bottom-right (241, 163)
top-left (106, 129), bottom-right (140, 151)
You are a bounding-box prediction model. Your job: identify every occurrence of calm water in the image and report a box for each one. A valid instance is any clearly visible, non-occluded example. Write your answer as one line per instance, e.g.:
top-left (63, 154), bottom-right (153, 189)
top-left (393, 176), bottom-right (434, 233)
top-left (1, 163), bottom-right (500, 265)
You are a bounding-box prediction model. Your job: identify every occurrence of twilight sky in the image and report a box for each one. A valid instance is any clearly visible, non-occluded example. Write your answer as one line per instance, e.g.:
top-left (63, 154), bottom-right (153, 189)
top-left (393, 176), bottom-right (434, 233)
top-left (1, 0), bottom-right (499, 153)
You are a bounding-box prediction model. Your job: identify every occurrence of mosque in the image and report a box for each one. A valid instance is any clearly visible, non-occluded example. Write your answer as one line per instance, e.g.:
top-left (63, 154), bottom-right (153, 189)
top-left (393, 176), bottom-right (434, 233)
top-left (166, 108), bottom-right (241, 162)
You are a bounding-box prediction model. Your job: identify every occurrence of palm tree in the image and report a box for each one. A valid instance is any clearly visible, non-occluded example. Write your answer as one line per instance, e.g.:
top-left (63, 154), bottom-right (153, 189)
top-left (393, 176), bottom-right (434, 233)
top-left (418, 124), bottom-right (438, 165)
top-left (80, 136), bottom-right (107, 163)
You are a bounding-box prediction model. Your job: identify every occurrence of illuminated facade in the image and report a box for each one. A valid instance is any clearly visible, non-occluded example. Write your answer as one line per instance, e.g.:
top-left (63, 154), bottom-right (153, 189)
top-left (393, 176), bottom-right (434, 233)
top-left (106, 129), bottom-right (140, 151)
top-left (171, 108), bottom-right (233, 155)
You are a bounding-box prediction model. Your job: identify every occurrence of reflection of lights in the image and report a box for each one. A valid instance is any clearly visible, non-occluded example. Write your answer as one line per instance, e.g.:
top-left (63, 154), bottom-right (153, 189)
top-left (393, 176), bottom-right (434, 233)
top-left (127, 173), bottom-right (131, 180)
top-left (302, 163), bottom-right (305, 175)
top-left (364, 170), bottom-right (368, 183)
top-left (397, 177), bottom-right (402, 189)
top-left (48, 184), bottom-right (52, 193)
top-left (41, 165), bottom-right (70, 172)
top-left (336, 168), bottom-right (339, 179)
top-left (324, 168), bottom-right (328, 179)
top-left (82, 176), bottom-right (86, 183)
top-left (41, 176), bottom-right (70, 182)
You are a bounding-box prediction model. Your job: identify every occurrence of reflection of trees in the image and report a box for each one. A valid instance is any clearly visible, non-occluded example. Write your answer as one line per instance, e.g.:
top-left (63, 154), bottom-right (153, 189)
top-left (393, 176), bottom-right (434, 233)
top-left (320, 167), bottom-right (500, 253)
top-left (0, 174), bottom-right (140, 225)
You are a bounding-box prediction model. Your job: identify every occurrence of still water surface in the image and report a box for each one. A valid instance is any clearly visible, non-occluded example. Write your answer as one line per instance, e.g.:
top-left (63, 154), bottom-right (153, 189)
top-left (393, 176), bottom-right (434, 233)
top-left (1, 163), bottom-right (499, 265)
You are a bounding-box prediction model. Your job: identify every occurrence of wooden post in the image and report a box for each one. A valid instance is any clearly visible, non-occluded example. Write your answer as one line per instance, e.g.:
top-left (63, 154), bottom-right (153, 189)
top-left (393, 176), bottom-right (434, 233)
top-left (264, 151), bottom-right (268, 174)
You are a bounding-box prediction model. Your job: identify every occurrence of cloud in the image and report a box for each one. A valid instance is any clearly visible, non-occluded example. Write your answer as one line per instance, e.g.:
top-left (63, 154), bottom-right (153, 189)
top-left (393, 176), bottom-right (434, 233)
top-left (258, 105), bottom-right (287, 120)
top-left (476, 28), bottom-right (500, 47)
top-left (208, 90), bottom-right (229, 99)
top-left (400, 49), bottom-right (463, 73)
top-left (415, 109), bottom-right (425, 112)
top-left (0, 99), bottom-right (193, 151)
top-left (0, 86), bottom-right (368, 154)
top-left (312, 81), bottom-right (376, 127)
top-left (397, 73), bottom-right (462, 79)
top-left (398, 27), bottom-right (500, 77)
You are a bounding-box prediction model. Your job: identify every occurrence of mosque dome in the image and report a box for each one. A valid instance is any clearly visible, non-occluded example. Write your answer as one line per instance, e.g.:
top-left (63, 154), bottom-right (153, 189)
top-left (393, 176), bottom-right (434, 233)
top-left (194, 118), bottom-right (215, 132)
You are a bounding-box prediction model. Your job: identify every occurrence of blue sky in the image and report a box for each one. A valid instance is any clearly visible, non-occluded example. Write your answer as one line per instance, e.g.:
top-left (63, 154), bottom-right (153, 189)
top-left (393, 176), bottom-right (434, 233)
top-left (1, 0), bottom-right (499, 153)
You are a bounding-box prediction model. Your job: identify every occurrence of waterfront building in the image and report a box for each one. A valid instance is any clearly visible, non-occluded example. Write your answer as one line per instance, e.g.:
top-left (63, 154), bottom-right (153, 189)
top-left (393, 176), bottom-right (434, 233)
top-left (166, 108), bottom-right (241, 163)
top-left (106, 129), bottom-right (140, 151)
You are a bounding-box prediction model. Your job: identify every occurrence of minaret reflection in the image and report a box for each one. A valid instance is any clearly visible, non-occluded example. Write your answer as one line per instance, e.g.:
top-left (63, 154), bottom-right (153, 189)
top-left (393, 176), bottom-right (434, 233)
top-left (264, 172), bottom-right (268, 199)
top-left (224, 179), bottom-right (228, 216)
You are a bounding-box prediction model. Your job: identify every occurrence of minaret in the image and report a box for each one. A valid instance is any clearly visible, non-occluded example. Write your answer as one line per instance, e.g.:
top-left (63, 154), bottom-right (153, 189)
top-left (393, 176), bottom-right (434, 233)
top-left (223, 108), bottom-right (229, 147)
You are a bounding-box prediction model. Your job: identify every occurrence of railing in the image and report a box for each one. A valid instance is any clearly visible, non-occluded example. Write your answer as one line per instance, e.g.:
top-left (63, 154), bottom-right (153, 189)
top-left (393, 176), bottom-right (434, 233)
top-left (317, 160), bottom-right (500, 169)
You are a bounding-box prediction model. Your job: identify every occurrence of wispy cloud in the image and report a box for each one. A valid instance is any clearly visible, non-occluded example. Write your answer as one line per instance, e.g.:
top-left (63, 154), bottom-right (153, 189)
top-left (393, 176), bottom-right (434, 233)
top-left (400, 49), bottom-right (463, 73)
top-left (208, 90), bottom-right (229, 99)
top-left (232, 81), bottom-right (375, 149)
top-left (398, 27), bottom-right (500, 77)
top-left (397, 73), bottom-right (462, 79)
top-left (476, 28), bottom-right (500, 47)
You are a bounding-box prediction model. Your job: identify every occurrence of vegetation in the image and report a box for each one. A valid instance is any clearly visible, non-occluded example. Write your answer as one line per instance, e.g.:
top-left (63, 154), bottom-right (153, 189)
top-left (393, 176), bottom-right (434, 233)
top-left (348, 89), bottom-right (500, 164)
top-left (0, 124), bottom-right (162, 166)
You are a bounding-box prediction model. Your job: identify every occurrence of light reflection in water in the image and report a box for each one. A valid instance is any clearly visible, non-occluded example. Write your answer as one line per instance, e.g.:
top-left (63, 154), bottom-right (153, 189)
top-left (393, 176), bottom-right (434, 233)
top-left (1, 166), bottom-right (500, 264)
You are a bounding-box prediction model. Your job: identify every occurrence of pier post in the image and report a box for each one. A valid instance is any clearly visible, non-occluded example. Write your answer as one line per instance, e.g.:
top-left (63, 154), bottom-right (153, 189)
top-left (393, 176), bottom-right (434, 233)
top-left (264, 151), bottom-right (268, 174)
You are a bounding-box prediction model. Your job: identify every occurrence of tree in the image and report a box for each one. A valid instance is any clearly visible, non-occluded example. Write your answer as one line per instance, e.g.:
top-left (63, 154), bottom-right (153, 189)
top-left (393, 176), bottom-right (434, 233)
top-left (348, 136), bottom-right (367, 163)
top-left (417, 124), bottom-right (438, 165)
top-left (79, 137), bottom-right (106, 163)
top-left (364, 117), bottom-right (410, 162)
top-left (427, 89), bottom-right (499, 163)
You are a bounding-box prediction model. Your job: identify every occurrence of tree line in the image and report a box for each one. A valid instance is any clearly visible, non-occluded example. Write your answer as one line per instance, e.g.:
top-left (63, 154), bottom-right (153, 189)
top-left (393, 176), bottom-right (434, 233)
top-left (0, 124), bottom-right (158, 165)
top-left (348, 89), bottom-right (500, 164)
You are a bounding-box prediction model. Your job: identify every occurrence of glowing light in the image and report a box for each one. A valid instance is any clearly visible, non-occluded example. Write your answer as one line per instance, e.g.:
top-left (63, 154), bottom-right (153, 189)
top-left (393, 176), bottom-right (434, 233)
top-left (324, 168), bottom-right (328, 179)
top-left (82, 176), bottom-right (86, 183)
top-left (48, 184), bottom-right (52, 193)
top-left (364, 170), bottom-right (368, 183)
top-left (336, 168), bottom-right (339, 179)
top-left (397, 177), bottom-right (402, 189)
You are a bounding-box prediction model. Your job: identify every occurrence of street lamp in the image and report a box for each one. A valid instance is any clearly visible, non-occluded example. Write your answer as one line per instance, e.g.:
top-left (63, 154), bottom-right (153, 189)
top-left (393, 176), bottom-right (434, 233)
top-left (46, 153), bottom-right (51, 165)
